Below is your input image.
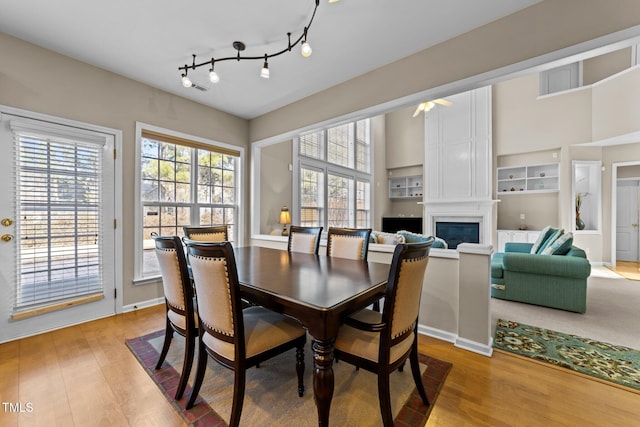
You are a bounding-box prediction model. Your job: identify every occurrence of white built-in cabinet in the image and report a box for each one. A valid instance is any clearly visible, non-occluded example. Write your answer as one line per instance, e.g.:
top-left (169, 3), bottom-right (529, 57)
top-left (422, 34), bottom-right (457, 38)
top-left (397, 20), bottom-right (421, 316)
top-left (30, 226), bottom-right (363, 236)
top-left (389, 175), bottom-right (423, 199)
top-left (425, 87), bottom-right (492, 201)
top-left (496, 163), bottom-right (559, 194)
top-left (496, 229), bottom-right (542, 252)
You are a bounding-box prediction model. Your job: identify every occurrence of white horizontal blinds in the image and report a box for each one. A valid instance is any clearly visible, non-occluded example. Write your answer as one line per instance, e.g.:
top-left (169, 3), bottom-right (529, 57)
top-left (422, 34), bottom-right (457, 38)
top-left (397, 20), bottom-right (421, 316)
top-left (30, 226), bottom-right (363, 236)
top-left (10, 118), bottom-right (105, 309)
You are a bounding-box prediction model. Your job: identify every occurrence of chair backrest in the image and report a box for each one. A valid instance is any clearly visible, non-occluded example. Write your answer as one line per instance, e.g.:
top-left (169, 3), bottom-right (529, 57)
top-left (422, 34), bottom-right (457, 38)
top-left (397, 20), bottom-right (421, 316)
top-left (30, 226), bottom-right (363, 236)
top-left (326, 227), bottom-right (372, 261)
top-left (381, 239), bottom-right (434, 350)
top-left (154, 235), bottom-right (196, 333)
top-left (186, 241), bottom-right (245, 362)
top-left (288, 226), bottom-right (323, 254)
top-left (183, 225), bottom-right (228, 242)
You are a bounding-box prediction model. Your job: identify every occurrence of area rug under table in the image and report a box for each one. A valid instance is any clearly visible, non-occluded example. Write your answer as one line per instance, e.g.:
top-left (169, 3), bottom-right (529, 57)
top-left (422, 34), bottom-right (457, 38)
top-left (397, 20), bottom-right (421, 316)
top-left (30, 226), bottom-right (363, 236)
top-left (126, 330), bottom-right (451, 426)
top-left (494, 319), bottom-right (640, 392)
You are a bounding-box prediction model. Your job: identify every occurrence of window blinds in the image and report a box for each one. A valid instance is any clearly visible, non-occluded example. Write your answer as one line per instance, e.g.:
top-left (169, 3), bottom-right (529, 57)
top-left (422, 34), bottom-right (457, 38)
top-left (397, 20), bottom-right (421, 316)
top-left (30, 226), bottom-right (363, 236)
top-left (9, 117), bottom-right (106, 309)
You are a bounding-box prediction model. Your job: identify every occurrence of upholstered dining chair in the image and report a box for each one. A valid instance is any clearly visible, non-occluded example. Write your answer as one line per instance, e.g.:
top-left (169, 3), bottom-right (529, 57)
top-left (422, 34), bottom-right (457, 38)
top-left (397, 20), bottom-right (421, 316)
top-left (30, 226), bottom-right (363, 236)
top-left (333, 238), bottom-right (435, 427)
top-left (153, 235), bottom-right (198, 400)
top-left (327, 227), bottom-right (376, 309)
top-left (287, 225), bottom-right (323, 254)
top-left (182, 225), bottom-right (228, 242)
top-left (184, 241), bottom-right (307, 426)
top-left (326, 227), bottom-right (372, 260)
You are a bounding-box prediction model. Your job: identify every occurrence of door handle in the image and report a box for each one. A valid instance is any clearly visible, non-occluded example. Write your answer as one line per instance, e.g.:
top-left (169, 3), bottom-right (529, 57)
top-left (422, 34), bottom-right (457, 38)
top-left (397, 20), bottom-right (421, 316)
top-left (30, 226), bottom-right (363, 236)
top-left (633, 223), bottom-right (639, 228)
top-left (1, 234), bottom-right (13, 242)
top-left (1, 218), bottom-right (13, 227)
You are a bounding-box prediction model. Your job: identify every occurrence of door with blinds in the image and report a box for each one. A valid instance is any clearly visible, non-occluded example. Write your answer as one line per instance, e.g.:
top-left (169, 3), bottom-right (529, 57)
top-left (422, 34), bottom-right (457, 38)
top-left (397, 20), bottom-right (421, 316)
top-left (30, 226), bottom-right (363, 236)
top-left (0, 111), bottom-right (116, 343)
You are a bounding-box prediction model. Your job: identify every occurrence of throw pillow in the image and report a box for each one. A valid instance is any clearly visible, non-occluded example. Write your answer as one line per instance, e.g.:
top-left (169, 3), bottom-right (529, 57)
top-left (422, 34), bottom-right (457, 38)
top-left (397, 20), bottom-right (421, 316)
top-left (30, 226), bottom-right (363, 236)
top-left (371, 231), bottom-right (404, 245)
top-left (529, 226), bottom-right (555, 254)
top-left (431, 237), bottom-right (448, 249)
top-left (537, 228), bottom-right (564, 254)
top-left (541, 232), bottom-right (573, 255)
top-left (397, 230), bottom-right (430, 244)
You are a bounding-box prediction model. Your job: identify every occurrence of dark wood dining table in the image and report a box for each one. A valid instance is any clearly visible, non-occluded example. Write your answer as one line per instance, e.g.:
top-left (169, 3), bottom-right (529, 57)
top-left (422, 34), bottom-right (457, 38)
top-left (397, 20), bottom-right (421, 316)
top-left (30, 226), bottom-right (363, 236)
top-left (232, 246), bottom-right (390, 427)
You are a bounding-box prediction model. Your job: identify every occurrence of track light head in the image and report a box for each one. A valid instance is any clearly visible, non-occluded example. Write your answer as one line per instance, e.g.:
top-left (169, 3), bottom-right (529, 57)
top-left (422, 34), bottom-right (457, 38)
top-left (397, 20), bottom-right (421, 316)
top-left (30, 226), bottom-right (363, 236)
top-left (261, 55), bottom-right (270, 79)
top-left (181, 73), bottom-right (192, 88)
top-left (208, 60), bottom-right (220, 83)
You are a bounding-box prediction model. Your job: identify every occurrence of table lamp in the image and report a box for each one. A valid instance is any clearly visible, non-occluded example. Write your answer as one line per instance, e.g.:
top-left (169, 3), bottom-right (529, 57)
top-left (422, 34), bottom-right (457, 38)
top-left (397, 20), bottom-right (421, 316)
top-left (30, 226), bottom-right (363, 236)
top-left (279, 206), bottom-right (291, 236)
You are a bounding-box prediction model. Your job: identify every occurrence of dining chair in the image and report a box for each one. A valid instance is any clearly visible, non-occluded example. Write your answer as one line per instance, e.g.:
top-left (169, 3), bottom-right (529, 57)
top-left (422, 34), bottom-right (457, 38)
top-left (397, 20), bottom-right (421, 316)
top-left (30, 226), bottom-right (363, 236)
top-left (326, 227), bottom-right (372, 260)
top-left (182, 225), bottom-right (228, 242)
top-left (153, 235), bottom-right (198, 400)
top-left (327, 227), bottom-right (376, 309)
top-left (287, 225), bottom-right (323, 254)
top-left (333, 238), bottom-right (435, 427)
top-left (184, 241), bottom-right (307, 425)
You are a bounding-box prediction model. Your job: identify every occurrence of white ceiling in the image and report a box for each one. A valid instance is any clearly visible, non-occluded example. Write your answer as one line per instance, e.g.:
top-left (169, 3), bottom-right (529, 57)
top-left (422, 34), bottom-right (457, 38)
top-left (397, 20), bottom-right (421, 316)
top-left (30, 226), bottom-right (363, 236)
top-left (0, 0), bottom-right (540, 119)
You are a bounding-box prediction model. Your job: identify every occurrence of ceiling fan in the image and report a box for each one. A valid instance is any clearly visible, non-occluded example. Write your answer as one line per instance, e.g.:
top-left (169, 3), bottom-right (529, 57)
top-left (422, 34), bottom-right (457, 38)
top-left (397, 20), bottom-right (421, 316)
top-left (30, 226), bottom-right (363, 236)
top-left (412, 98), bottom-right (453, 117)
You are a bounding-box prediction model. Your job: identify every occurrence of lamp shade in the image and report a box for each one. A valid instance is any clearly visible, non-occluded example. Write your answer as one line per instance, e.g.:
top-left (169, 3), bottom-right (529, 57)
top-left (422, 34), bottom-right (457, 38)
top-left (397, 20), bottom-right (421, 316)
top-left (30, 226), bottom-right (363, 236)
top-left (279, 206), bottom-right (291, 224)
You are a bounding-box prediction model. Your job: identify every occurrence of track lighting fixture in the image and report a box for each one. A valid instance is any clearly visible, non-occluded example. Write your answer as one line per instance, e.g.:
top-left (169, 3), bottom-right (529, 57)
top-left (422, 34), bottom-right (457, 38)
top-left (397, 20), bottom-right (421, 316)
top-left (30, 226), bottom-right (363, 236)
top-left (178, 0), bottom-right (329, 85)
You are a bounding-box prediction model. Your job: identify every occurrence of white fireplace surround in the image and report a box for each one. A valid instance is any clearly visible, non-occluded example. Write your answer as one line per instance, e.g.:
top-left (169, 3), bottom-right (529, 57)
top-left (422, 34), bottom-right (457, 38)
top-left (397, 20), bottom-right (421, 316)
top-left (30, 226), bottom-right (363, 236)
top-left (423, 200), bottom-right (496, 247)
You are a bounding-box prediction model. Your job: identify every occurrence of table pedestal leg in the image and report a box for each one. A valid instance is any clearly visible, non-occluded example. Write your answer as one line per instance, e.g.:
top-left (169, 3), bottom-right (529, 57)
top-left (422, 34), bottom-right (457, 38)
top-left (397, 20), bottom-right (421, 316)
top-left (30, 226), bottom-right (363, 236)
top-left (312, 338), bottom-right (334, 427)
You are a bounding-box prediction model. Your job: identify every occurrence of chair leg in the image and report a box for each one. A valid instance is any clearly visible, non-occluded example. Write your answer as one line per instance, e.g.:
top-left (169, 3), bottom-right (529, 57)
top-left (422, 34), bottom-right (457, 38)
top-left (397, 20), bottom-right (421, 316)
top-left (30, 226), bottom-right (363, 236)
top-left (186, 341), bottom-right (208, 409)
top-left (175, 332), bottom-right (196, 399)
top-left (155, 319), bottom-right (173, 370)
top-left (229, 369), bottom-right (246, 427)
top-left (296, 344), bottom-right (305, 397)
top-left (398, 360), bottom-right (406, 372)
top-left (373, 300), bottom-right (381, 312)
top-left (377, 370), bottom-right (393, 427)
top-left (410, 344), bottom-right (429, 406)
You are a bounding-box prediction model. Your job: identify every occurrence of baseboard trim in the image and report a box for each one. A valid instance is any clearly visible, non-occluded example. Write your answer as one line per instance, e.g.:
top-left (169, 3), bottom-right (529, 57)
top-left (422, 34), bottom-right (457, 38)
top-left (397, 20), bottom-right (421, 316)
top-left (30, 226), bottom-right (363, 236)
top-left (455, 336), bottom-right (494, 357)
top-left (417, 324), bottom-right (457, 343)
top-left (122, 297), bottom-right (164, 313)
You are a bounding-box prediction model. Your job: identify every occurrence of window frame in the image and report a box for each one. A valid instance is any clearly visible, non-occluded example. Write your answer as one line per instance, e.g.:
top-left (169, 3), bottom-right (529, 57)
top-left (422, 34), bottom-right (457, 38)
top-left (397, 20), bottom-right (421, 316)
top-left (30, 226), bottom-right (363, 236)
top-left (133, 123), bottom-right (244, 283)
top-left (293, 119), bottom-right (372, 230)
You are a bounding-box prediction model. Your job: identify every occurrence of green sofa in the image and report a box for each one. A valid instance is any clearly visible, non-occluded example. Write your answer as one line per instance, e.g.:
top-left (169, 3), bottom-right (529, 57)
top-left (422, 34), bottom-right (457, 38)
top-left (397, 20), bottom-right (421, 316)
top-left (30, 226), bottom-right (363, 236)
top-left (491, 242), bottom-right (591, 313)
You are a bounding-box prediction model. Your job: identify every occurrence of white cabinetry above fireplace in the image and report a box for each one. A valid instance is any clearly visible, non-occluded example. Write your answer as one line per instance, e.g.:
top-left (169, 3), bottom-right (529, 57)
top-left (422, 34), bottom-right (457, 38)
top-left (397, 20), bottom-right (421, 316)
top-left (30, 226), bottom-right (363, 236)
top-left (497, 163), bottom-right (559, 194)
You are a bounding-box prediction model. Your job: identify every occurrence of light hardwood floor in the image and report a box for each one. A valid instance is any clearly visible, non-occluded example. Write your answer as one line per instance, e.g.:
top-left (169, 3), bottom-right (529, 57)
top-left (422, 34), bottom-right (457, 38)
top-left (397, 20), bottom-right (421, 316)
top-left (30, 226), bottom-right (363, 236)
top-left (1, 305), bottom-right (639, 426)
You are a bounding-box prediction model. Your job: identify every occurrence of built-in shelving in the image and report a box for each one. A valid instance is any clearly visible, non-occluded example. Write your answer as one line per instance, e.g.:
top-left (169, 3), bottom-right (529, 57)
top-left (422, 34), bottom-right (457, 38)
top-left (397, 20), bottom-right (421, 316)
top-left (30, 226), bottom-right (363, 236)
top-left (389, 175), bottom-right (423, 199)
top-left (497, 163), bottom-right (559, 194)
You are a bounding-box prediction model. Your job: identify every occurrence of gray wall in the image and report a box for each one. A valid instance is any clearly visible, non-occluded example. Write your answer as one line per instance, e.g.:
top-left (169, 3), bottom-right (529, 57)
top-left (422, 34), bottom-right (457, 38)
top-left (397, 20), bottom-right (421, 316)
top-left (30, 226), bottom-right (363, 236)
top-left (0, 32), bottom-right (249, 306)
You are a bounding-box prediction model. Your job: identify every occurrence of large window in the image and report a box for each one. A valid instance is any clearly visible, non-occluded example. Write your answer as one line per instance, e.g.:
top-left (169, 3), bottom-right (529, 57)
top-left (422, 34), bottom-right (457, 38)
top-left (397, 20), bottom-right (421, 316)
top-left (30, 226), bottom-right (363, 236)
top-left (136, 126), bottom-right (241, 279)
top-left (296, 119), bottom-right (371, 229)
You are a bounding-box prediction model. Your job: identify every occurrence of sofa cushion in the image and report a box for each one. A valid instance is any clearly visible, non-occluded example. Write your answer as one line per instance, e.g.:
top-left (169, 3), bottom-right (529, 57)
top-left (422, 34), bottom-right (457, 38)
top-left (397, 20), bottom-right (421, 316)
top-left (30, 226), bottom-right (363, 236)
top-left (537, 228), bottom-right (564, 254)
top-left (541, 232), bottom-right (573, 255)
top-left (530, 226), bottom-right (556, 254)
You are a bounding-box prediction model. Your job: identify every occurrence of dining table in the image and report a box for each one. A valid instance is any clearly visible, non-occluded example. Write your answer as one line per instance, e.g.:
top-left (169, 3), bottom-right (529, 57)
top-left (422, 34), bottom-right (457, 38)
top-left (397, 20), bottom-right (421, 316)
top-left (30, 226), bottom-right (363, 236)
top-left (232, 245), bottom-right (390, 427)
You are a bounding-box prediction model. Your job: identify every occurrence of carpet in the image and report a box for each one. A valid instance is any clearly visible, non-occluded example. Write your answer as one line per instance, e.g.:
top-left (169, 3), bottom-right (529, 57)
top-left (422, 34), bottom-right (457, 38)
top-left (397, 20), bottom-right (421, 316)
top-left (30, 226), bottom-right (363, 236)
top-left (126, 330), bottom-right (451, 426)
top-left (493, 319), bottom-right (640, 392)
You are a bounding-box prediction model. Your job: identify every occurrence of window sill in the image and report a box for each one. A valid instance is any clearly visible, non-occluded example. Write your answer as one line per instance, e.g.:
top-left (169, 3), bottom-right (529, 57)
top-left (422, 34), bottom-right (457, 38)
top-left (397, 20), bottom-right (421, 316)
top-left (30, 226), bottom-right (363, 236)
top-left (133, 275), bottom-right (162, 286)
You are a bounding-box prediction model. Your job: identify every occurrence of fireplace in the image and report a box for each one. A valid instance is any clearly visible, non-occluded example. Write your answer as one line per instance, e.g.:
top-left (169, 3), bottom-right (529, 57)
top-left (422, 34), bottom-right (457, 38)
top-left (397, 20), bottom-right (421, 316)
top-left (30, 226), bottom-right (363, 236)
top-left (435, 221), bottom-right (480, 249)
top-left (423, 201), bottom-right (494, 249)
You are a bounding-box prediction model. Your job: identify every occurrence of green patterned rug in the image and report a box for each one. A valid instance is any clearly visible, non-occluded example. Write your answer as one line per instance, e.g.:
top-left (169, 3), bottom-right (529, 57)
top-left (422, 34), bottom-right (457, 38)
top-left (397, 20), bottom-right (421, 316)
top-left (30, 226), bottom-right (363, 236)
top-left (494, 319), bottom-right (640, 392)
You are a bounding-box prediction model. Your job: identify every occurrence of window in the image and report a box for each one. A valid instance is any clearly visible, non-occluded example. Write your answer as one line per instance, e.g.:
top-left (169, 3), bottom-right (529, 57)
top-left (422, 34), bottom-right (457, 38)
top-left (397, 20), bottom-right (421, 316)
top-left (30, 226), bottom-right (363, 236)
top-left (136, 125), bottom-right (242, 279)
top-left (295, 119), bottom-right (372, 229)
